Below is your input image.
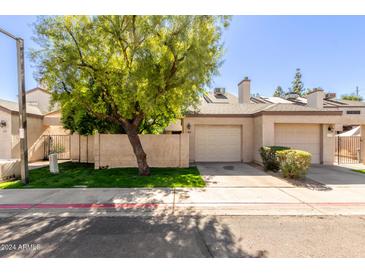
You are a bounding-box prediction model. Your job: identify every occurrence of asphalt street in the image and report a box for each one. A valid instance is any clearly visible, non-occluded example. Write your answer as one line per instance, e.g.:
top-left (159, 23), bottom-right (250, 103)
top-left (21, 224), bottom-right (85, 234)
top-left (1, 215), bottom-right (365, 258)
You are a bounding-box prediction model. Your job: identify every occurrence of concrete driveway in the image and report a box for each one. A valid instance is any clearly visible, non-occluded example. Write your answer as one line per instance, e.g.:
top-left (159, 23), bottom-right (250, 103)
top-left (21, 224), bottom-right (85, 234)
top-left (196, 162), bottom-right (293, 188)
top-left (2, 162), bottom-right (365, 217)
top-left (308, 165), bottom-right (365, 187)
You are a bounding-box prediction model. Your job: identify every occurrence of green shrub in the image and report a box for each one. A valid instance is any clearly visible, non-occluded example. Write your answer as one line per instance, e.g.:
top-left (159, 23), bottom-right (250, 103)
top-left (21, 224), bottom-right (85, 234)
top-left (259, 146), bottom-right (290, 172)
top-left (50, 143), bottom-right (65, 154)
top-left (277, 149), bottom-right (312, 179)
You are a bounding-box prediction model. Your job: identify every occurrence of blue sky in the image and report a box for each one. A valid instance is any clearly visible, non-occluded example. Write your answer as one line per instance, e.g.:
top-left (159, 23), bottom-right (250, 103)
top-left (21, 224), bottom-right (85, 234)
top-left (1, 15), bottom-right (365, 101)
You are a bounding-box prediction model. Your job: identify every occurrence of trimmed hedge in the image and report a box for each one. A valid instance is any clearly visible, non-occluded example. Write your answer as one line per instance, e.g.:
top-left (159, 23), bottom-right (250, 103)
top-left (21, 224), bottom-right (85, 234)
top-left (277, 149), bottom-right (312, 179)
top-left (259, 146), bottom-right (290, 172)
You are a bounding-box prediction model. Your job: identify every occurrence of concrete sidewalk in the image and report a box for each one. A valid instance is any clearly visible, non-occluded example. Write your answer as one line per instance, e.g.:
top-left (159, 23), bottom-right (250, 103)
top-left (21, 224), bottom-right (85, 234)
top-left (2, 185), bottom-right (365, 217)
top-left (29, 160), bottom-right (70, 170)
top-left (1, 162), bottom-right (360, 217)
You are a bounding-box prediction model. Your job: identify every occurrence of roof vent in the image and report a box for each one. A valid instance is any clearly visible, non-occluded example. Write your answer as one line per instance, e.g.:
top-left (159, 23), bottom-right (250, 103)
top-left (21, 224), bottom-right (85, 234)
top-left (214, 87), bottom-right (226, 96)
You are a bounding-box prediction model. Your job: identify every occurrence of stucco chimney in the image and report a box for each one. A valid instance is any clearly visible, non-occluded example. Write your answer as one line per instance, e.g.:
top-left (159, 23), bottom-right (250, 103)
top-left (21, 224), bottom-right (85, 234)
top-left (238, 77), bottom-right (251, 104)
top-left (307, 88), bottom-right (325, 109)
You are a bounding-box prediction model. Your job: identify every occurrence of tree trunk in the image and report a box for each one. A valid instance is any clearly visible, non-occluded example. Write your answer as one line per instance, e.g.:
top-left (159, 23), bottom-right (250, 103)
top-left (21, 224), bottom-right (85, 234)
top-left (126, 129), bottom-right (150, 176)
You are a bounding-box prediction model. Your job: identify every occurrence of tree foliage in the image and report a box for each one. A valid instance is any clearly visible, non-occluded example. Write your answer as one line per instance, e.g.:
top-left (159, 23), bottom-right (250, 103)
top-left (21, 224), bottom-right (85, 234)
top-left (341, 94), bottom-right (363, 101)
top-left (31, 15), bottom-right (230, 175)
top-left (303, 88), bottom-right (313, 96)
top-left (273, 86), bottom-right (285, 97)
top-left (291, 68), bottom-right (304, 96)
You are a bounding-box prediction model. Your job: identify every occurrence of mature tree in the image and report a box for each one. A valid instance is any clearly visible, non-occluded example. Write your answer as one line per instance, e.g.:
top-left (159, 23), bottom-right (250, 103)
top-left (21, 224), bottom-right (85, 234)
top-left (273, 86), bottom-right (285, 97)
top-left (303, 88), bottom-right (313, 96)
top-left (291, 68), bottom-right (304, 96)
top-left (341, 94), bottom-right (363, 101)
top-left (31, 16), bottom-right (230, 175)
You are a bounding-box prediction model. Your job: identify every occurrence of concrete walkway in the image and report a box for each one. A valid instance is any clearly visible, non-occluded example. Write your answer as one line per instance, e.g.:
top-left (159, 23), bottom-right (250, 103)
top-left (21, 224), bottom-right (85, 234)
top-left (29, 160), bottom-right (70, 170)
top-left (308, 165), bottom-right (365, 187)
top-left (1, 185), bottom-right (365, 216)
top-left (338, 163), bottom-right (365, 170)
top-left (1, 162), bottom-right (365, 217)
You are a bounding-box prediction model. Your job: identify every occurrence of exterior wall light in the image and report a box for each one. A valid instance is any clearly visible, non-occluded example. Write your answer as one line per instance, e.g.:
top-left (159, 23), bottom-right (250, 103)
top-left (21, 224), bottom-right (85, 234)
top-left (0, 120), bottom-right (6, 128)
top-left (186, 123), bottom-right (191, 130)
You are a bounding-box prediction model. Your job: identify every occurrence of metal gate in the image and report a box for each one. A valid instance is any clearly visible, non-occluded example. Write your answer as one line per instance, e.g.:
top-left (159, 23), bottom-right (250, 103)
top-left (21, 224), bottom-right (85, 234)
top-left (335, 136), bottom-right (361, 164)
top-left (43, 135), bottom-right (71, 160)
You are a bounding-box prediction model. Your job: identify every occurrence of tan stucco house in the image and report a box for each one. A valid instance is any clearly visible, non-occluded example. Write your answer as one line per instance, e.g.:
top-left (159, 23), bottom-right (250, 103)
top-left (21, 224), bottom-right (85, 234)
top-left (183, 77), bottom-right (365, 165)
top-left (1, 78), bottom-right (365, 167)
top-left (0, 87), bottom-right (67, 161)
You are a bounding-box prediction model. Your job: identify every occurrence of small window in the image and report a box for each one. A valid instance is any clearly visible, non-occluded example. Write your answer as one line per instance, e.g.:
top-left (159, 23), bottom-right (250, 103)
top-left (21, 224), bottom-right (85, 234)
top-left (346, 110), bottom-right (361, 115)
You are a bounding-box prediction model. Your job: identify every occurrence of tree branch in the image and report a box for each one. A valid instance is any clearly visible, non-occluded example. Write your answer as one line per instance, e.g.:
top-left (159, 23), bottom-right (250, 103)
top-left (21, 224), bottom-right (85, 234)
top-left (64, 23), bottom-right (98, 72)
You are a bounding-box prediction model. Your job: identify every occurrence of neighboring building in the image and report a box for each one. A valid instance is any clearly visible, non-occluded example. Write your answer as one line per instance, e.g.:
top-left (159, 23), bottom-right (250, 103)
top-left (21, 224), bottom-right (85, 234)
top-left (26, 87), bottom-right (55, 114)
top-left (0, 88), bottom-right (67, 161)
top-left (0, 97), bottom-right (44, 160)
top-left (337, 126), bottom-right (361, 137)
top-left (183, 77), bottom-right (365, 164)
top-left (252, 88), bottom-right (365, 120)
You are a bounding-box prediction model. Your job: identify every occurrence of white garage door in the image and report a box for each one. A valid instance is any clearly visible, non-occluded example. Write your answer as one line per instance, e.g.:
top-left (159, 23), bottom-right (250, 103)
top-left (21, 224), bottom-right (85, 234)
top-left (275, 124), bottom-right (320, 163)
top-left (195, 125), bottom-right (241, 162)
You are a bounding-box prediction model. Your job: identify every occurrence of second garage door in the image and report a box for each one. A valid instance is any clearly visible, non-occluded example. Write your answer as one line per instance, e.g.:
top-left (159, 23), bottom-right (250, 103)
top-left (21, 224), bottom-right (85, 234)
top-left (195, 125), bottom-right (241, 162)
top-left (274, 123), bottom-right (321, 164)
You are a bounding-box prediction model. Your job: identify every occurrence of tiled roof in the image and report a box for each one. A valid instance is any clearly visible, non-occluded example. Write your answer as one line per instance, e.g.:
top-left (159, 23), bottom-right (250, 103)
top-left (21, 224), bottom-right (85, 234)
top-left (262, 103), bottom-right (340, 112)
top-left (189, 91), bottom-right (343, 116)
top-left (203, 92), bottom-right (239, 105)
top-left (265, 96), bottom-right (365, 107)
top-left (190, 102), bottom-right (270, 115)
top-left (333, 99), bottom-right (365, 107)
top-left (0, 98), bottom-right (43, 116)
top-left (189, 102), bottom-right (341, 115)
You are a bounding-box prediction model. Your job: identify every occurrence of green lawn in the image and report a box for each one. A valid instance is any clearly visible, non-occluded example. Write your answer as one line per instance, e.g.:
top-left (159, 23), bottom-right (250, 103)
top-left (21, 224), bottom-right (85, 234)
top-left (0, 162), bottom-right (205, 189)
top-left (352, 169), bottom-right (365, 174)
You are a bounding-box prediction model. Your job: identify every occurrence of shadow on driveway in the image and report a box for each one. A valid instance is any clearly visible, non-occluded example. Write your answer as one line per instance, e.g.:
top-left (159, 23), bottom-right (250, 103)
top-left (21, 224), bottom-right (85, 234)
top-left (196, 162), bottom-right (293, 188)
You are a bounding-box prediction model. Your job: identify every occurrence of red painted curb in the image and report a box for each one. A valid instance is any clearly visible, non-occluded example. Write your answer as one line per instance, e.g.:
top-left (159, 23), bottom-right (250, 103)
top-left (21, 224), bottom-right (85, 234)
top-left (0, 204), bottom-right (33, 209)
top-left (36, 203), bottom-right (160, 209)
